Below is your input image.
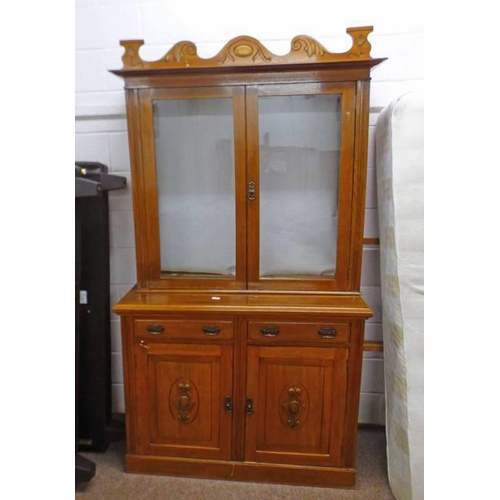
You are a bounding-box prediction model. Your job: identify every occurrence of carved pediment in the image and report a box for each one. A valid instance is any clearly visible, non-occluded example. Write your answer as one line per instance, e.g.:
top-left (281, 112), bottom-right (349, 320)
top-left (118, 26), bottom-right (374, 72)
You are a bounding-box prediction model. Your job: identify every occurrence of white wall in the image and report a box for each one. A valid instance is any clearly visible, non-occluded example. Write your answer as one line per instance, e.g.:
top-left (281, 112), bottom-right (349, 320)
top-left (75, 0), bottom-right (424, 424)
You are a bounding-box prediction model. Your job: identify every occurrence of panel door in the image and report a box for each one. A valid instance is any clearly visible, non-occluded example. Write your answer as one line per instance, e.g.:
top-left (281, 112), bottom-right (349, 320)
top-left (134, 341), bottom-right (233, 460)
top-left (245, 346), bottom-right (348, 467)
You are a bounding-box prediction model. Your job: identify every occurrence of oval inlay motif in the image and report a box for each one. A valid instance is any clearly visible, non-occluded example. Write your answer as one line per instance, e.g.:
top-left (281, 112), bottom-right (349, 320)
top-left (234, 44), bottom-right (253, 57)
top-left (169, 378), bottom-right (199, 424)
top-left (278, 383), bottom-right (309, 430)
top-left (119, 28), bottom-right (375, 71)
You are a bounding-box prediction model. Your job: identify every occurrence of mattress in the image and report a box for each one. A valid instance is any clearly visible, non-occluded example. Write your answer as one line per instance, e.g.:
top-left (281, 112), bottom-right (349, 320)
top-left (376, 92), bottom-right (424, 500)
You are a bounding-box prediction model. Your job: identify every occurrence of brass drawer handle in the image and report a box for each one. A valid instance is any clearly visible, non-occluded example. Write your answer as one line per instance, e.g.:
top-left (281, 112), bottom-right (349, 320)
top-left (147, 325), bottom-right (164, 334)
top-left (318, 328), bottom-right (337, 338)
top-left (260, 326), bottom-right (280, 337)
top-left (202, 326), bottom-right (220, 336)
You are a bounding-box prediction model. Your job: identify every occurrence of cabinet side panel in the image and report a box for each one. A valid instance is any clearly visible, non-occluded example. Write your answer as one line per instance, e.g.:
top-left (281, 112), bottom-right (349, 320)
top-left (343, 320), bottom-right (366, 466)
top-left (120, 315), bottom-right (138, 453)
top-left (125, 89), bottom-right (147, 287)
top-left (349, 80), bottom-right (371, 290)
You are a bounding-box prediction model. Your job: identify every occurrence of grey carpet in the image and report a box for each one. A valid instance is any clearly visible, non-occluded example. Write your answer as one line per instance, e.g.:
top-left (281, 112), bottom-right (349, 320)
top-left (76, 428), bottom-right (395, 499)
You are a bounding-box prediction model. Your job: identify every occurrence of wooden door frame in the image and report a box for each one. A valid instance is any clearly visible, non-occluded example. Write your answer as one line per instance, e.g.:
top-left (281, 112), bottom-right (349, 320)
top-left (136, 86), bottom-right (248, 290)
top-left (245, 81), bottom-right (356, 291)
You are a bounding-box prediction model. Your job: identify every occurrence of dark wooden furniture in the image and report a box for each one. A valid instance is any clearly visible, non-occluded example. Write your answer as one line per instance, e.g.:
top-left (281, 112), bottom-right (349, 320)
top-left (75, 163), bottom-right (126, 484)
top-left (112, 26), bottom-right (385, 488)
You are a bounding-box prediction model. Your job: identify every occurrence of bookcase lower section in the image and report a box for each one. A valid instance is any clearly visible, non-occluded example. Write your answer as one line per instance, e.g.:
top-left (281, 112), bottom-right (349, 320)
top-left (126, 454), bottom-right (357, 488)
top-left (114, 291), bottom-right (373, 489)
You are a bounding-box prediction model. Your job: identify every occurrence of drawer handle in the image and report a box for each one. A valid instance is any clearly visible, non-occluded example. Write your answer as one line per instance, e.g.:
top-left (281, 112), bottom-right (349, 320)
top-left (147, 325), bottom-right (164, 334)
top-left (260, 326), bottom-right (279, 337)
top-left (318, 328), bottom-right (337, 338)
top-left (202, 326), bottom-right (220, 336)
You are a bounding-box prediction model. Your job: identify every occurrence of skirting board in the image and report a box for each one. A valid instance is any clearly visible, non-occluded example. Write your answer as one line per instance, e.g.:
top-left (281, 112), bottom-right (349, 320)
top-left (126, 454), bottom-right (356, 489)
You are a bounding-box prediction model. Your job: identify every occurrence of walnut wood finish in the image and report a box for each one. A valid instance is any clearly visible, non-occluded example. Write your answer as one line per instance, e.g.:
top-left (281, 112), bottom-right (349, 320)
top-left (112, 27), bottom-right (385, 489)
top-left (245, 346), bottom-right (348, 467)
top-left (363, 341), bottom-right (384, 352)
top-left (126, 454), bottom-right (356, 488)
top-left (115, 27), bottom-right (376, 75)
top-left (116, 29), bottom-right (384, 292)
top-left (137, 86), bottom-right (247, 290)
top-left (134, 342), bottom-right (233, 460)
top-left (116, 304), bottom-right (371, 482)
top-left (125, 90), bottom-right (148, 289)
top-left (114, 289), bottom-right (373, 317)
top-left (363, 238), bottom-right (380, 245)
top-left (248, 321), bottom-right (350, 345)
top-left (134, 319), bottom-right (234, 341)
top-left (349, 80), bottom-right (372, 290)
top-left (121, 78), bottom-right (378, 291)
top-left (246, 81), bottom-right (355, 291)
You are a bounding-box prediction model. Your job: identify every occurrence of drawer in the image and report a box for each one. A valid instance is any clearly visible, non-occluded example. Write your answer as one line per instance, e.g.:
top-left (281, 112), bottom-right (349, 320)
top-left (134, 319), bottom-right (233, 341)
top-left (248, 322), bottom-right (350, 344)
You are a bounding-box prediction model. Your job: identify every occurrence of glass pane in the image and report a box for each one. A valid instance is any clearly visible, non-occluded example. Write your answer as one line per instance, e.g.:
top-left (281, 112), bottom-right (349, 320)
top-left (259, 94), bottom-right (341, 278)
top-left (154, 98), bottom-right (236, 276)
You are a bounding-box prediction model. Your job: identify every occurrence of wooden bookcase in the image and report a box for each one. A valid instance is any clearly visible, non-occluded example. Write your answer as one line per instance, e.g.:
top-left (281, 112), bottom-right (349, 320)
top-left (112, 26), bottom-right (385, 488)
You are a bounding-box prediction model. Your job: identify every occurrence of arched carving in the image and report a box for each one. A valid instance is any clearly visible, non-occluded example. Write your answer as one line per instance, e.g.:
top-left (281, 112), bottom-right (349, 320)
top-left (118, 26), bottom-right (374, 72)
top-left (217, 36), bottom-right (272, 64)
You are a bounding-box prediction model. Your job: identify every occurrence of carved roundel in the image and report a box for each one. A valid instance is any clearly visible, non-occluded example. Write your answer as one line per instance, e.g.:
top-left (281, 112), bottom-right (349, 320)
top-left (169, 378), bottom-right (199, 425)
top-left (117, 27), bottom-right (375, 73)
top-left (279, 383), bottom-right (310, 431)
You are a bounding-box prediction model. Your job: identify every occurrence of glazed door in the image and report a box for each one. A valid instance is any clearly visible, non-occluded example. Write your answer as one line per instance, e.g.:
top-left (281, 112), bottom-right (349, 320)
top-left (245, 346), bottom-right (348, 467)
top-left (246, 82), bottom-right (356, 291)
top-left (134, 341), bottom-right (233, 460)
top-left (138, 86), bottom-right (247, 289)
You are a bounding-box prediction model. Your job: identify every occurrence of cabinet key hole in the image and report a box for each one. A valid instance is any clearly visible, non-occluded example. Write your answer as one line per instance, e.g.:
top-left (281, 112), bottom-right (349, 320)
top-left (245, 398), bottom-right (254, 415)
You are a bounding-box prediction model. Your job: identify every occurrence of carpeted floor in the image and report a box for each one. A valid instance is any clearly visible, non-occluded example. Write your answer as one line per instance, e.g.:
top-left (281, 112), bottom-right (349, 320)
top-left (76, 428), bottom-right (395, 499)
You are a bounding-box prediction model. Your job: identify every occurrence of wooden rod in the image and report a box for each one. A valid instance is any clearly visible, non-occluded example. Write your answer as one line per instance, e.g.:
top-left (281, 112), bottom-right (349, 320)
top-left (363, 341), bottom-right (383, 352)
